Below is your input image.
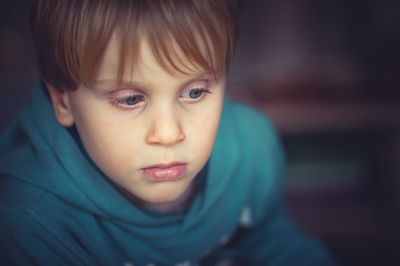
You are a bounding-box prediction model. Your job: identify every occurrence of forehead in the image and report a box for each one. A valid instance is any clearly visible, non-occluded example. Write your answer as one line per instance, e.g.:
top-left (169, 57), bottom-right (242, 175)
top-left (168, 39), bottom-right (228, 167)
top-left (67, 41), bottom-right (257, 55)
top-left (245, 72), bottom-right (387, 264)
top-left (96, 33), bottom-right (211, 82)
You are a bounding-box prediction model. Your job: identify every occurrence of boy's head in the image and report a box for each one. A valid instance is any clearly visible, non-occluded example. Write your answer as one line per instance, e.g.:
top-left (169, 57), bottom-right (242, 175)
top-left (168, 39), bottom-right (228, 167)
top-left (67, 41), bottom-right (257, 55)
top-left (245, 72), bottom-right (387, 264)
top-left (31, 0), bottom-right (239, 207)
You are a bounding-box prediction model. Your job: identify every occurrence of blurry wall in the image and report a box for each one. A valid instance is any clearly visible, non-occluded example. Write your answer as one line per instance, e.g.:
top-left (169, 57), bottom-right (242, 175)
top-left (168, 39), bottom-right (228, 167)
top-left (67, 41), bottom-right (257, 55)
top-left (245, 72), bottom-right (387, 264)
top-left (228, 0), bottom-right (400, 103)
top-left (0, 0), bottom-right (37, 131)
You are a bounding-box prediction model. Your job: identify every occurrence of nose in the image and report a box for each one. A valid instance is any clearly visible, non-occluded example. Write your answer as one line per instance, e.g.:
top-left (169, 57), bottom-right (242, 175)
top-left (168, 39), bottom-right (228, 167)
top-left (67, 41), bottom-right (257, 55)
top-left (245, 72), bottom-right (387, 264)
top-left (146, 109), bottom-right (185, 146)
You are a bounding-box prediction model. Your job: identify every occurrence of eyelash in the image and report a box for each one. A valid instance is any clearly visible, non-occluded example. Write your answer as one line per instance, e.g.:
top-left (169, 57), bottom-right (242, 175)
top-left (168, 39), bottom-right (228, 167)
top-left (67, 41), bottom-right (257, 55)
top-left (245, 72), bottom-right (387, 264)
top-left (110, 94), bottom-right (145, 107)
top-left (110, 83), bottom-right (212, 109)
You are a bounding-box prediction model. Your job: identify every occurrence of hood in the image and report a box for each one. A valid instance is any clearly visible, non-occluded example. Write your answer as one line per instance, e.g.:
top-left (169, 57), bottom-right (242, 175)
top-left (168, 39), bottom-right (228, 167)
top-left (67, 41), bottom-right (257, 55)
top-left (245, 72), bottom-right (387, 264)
top-left (0, 82), bottom-right (243, 243)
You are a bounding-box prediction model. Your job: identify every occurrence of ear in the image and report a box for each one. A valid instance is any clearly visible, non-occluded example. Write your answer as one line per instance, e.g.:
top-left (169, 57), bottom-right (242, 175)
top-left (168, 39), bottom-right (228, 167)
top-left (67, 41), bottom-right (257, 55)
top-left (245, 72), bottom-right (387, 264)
top-left (46, 83), bottom-right (75, 127)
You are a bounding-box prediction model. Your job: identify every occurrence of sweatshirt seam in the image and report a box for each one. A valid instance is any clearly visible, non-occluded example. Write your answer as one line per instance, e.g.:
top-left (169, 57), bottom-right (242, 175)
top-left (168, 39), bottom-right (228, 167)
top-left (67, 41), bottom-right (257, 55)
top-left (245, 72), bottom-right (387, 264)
top-left (0, 203), bottom-right (87, 265)
top-left (30, 189), bottom-right (48, 207)
top-left (0, 175), bottom-right (52, 209)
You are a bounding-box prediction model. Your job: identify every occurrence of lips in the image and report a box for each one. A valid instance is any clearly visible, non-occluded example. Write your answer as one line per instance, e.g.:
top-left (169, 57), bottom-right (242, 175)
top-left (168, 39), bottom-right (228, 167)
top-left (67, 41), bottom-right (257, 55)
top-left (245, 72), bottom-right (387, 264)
top-left (142, 162), bottom-right (187, 181)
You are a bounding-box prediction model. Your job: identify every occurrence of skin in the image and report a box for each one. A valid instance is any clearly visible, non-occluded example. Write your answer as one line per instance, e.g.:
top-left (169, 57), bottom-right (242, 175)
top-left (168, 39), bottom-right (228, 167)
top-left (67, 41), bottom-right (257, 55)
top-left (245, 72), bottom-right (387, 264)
top-left (47, 36), bottom-right (225, 212)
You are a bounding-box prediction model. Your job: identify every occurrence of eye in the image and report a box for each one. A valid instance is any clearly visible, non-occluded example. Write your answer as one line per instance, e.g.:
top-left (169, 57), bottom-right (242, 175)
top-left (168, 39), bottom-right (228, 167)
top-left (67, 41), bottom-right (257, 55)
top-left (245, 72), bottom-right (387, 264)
top-left (180, 81), bottom-right (211, 103)
top-left (111, 94), bottom-right (145, 108)
top-left (182, 88), bottom-right (210, 99)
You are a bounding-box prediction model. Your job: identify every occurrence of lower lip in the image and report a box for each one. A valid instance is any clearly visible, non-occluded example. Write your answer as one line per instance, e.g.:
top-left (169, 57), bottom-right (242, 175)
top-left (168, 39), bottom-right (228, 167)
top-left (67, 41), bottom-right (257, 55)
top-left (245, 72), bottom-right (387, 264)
top-left (142, 164), bottom-right (187, 182)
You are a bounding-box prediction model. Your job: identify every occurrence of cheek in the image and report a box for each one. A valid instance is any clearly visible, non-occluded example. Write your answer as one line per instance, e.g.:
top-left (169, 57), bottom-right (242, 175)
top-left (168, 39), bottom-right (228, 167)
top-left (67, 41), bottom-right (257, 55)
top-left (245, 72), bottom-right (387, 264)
top-left (73, 111), bottom-right (144, 177)
top-left (187, 102), bottom-right (223, 158)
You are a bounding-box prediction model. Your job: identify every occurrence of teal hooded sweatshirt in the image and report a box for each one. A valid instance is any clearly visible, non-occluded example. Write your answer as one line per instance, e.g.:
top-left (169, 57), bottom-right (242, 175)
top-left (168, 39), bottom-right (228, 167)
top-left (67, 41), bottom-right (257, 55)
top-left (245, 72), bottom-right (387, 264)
top-left (0, 83), bottom-right (336, 265)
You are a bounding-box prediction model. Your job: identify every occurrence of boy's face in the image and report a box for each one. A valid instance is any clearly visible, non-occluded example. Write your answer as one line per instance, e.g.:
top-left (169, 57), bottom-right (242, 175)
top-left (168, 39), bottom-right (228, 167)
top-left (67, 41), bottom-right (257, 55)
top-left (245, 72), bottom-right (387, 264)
top-left (49, 36), bottom-right (225, 205)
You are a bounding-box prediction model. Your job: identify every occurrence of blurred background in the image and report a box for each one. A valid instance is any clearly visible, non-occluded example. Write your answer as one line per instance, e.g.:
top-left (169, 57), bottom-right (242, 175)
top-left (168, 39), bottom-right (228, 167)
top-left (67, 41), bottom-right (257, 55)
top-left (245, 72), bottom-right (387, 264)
top-left (1, 0), bottom-right (399, 265)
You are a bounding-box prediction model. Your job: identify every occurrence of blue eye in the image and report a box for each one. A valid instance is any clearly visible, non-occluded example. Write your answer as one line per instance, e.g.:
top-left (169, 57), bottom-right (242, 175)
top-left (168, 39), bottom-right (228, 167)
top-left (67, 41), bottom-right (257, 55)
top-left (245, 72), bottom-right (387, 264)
top-left (180, 87), bottom-right (211, 102)
top-left (190, 88), bottom-right (207, 99)
top-left (112, 94), bottom-right (145, 107)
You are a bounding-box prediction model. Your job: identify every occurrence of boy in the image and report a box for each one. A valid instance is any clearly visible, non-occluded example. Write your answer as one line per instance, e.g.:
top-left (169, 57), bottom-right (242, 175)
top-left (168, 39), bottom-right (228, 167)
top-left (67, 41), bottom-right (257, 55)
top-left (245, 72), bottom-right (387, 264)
top-left (0, 0), bottom-right (335, 265)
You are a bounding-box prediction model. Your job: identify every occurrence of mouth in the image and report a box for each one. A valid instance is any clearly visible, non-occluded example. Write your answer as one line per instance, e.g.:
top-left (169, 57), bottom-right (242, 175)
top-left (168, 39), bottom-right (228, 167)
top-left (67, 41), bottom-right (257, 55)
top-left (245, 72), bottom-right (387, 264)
top-left (142, 162), bottom-right (187, 182)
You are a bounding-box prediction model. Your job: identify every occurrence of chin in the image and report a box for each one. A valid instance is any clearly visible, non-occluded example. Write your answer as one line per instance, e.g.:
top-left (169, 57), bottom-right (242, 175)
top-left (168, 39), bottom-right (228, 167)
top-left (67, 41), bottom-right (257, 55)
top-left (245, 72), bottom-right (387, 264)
top-left (148, 191), bottom-right (182, 204)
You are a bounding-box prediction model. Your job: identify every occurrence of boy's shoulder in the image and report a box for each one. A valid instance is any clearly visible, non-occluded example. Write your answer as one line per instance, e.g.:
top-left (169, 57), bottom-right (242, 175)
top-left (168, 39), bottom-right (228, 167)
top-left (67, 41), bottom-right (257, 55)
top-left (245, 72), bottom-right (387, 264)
top-left (0, 175), bottom-right (77, 234)
top-left (0, 175), bottom-right (47, 211)
top-left (226, 99), bottom-right (281, 149)
top-left (0, 176), bottom-right (88, 265)
top-left (0, 175), bottom-right (90, 260)
top-left (0, 178), bottom-right (47, 242)
top-left (0, 176), bottom-right (54, 248)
